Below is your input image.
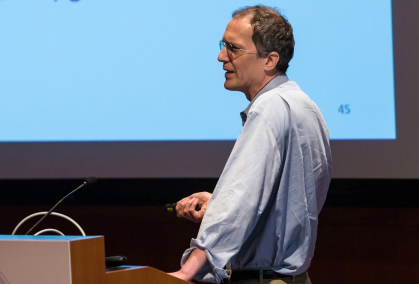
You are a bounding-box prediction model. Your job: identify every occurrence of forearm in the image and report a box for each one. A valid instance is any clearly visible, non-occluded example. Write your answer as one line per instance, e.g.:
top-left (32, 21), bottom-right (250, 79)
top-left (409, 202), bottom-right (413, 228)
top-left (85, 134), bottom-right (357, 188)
top-left (180, 248), bottom-right (207, 280)
top-left (168, 248), bottom-right (207, 281)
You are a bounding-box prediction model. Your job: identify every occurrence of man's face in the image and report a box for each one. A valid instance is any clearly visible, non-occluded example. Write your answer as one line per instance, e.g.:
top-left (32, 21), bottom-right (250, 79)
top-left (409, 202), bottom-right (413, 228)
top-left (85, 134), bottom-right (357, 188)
top-left (218, 15), bottom-right (268, 100)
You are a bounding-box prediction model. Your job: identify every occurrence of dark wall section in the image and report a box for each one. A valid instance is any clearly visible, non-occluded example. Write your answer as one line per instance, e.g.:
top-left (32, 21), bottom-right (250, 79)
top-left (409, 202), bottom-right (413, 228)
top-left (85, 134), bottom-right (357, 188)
top-left (1, 178), bottom-right (419, 284)
top-left (2, 178), bottom-right (419, 207)
top-left (311, 207), bottom-right (418, 283)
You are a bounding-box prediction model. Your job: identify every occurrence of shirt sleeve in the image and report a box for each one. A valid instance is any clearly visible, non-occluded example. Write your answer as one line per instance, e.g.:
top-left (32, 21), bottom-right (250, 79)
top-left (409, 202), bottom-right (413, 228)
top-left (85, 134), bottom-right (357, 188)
top-left (181, 110), bottom-right (287, 283)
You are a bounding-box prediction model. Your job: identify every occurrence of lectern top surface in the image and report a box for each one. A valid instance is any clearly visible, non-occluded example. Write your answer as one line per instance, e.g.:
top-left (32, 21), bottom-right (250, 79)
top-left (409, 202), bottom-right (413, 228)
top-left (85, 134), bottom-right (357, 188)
top-left (0, 235), bottom-right (102, 241)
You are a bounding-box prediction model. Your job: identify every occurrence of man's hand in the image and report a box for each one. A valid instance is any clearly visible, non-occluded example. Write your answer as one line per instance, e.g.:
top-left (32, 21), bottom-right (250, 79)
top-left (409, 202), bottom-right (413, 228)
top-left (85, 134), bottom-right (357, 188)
top-left (167, 271), bottom-right (190, 281)
top-left (176, 192), bottom-right (212, 223)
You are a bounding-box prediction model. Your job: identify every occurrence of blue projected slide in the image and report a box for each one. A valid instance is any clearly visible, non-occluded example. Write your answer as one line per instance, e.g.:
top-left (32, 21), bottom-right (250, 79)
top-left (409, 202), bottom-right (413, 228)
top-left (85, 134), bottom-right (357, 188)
top-left (0, 0), bottom-right (395, 141)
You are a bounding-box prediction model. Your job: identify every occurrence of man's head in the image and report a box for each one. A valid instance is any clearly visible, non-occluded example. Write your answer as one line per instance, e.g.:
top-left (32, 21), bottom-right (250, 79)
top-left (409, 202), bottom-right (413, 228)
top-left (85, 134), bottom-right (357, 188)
top-left (218, 5), bottom-right (294, 100)
top-left (233, 6), bottom-right (294, 74)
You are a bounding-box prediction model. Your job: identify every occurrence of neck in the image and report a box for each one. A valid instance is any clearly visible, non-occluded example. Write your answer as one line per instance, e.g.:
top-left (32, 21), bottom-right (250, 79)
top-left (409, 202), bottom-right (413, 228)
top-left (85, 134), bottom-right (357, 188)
top-left (245, 73), bottom-right (281, 101)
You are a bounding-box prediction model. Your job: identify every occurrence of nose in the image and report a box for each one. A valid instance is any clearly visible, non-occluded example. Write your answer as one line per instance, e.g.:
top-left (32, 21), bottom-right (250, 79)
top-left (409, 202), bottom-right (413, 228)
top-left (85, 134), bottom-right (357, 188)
top-left (218, 47), bottom-right (229, 62)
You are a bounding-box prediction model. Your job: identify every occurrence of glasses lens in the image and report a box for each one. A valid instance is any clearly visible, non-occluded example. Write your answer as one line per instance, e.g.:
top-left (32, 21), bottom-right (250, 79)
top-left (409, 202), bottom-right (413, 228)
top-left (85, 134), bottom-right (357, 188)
top-left (219, 40), bottom-right (225, 51)
top-left (220, 40), bottom-right (234, 59)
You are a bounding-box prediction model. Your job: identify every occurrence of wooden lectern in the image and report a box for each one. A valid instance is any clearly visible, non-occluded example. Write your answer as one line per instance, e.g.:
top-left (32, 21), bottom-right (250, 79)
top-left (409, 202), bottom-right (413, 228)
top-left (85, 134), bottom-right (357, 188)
top-left (0, 235), bottom-right (191, 284)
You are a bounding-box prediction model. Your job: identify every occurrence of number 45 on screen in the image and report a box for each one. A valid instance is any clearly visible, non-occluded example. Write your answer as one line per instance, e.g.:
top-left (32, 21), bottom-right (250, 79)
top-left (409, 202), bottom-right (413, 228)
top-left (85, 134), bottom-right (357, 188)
top-left (338, 104), bottom-right (350, 115)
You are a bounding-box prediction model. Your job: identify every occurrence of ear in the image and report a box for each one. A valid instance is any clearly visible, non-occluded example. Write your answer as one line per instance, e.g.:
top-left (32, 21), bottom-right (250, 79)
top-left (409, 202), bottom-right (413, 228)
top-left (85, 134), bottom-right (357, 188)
top-left (264, 51), bottom-right (280, 72)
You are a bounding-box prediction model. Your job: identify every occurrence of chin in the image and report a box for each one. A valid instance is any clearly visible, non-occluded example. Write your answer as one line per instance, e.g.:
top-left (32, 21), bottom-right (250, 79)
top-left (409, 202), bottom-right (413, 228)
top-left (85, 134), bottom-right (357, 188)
top-left (224, 82), bottom-right (238, 91)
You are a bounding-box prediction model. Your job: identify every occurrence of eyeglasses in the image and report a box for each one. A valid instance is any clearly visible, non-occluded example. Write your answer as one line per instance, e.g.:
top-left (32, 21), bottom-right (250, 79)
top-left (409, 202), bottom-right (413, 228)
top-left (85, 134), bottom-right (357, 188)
top-left (219, 40), bottom-right (258, 59)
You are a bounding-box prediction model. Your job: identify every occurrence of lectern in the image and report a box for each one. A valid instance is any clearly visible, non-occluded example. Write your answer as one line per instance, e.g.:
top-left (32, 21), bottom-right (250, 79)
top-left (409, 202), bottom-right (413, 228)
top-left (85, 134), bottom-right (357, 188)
top-left (0, 235), bottom-right (191, 284)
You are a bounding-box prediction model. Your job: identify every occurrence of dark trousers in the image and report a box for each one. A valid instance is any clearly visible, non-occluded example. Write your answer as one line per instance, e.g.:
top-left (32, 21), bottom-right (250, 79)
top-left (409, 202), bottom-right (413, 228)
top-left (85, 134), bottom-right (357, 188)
top-left (229, 272), bottom-right (311, 284)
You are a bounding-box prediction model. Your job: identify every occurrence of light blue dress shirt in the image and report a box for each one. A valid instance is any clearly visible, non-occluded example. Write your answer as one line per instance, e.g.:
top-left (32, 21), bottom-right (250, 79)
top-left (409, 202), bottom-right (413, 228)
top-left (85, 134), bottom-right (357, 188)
top-left (181, 75), bottom-right (333, 283)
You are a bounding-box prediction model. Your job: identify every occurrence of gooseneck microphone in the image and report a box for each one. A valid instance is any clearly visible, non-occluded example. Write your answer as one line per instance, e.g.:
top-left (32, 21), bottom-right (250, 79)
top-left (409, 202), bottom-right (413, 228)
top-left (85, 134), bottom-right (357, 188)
top-left (25, 177), bottom-right (98, 235)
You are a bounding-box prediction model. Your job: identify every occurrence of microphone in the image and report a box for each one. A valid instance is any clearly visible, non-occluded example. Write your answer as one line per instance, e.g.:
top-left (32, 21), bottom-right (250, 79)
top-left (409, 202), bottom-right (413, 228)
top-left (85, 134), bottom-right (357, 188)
top-left (165, 202), bottom-right (201, 213)
top-left (106, 255), bottom-right (128, 267)
top-left (25, 177), bottom-right (98, 235)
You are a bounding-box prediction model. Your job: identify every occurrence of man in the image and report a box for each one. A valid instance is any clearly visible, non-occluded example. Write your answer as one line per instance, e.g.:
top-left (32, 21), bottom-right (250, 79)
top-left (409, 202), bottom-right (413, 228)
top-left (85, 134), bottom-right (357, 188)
top-left (169, 5), bottom-right (332, 284)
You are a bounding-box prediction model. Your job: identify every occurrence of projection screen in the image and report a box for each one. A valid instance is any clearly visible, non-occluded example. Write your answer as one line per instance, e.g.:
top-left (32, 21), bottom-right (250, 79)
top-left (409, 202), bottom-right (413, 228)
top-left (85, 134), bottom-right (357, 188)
top-left (0, 0), bottom-right (418, 179)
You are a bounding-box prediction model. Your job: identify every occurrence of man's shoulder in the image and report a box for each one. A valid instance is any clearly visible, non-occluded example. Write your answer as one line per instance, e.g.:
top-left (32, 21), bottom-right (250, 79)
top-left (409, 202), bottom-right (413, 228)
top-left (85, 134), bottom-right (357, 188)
top-left (249, 80), bottom-right (326, 130)
top-left (277, 81), bottom-right (312, 103)
top-left (250, 80), bottom-right (307, 113)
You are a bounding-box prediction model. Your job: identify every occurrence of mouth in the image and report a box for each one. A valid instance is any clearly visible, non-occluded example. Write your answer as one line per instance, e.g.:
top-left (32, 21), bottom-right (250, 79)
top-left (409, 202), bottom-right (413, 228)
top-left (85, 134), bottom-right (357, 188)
top-left (224, 68), bottom-right (234, 75)
top-left (224, 70), bottom-right (234, 79)
top-left (223, 66), bottom-right (234, 73)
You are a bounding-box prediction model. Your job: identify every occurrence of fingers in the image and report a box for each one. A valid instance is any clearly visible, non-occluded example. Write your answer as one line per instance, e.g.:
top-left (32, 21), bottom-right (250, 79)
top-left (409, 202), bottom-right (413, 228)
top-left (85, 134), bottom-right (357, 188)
top-left (175, 192), bottom-right (213, 223)
top-left (190, 192), bottom-right (212, 204)
top-left (176, 196), bottom-right (203, 223)
top-left (176, 196), bottom-right (195, 218)
top-left (189, 198), bottom-right (202, 223)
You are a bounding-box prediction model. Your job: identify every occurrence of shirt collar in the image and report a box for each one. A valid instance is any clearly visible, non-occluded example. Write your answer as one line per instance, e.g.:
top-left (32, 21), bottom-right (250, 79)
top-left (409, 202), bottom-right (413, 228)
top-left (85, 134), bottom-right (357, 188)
top-left (240, 74), bottom-right (289, 125)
